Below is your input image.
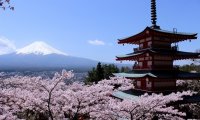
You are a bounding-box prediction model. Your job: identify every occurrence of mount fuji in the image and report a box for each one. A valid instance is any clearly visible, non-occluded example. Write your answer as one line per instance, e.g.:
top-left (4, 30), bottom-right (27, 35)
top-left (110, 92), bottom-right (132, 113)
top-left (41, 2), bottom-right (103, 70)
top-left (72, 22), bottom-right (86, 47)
top-left (16, 41), bottom-right (68, 56)
top-left (0, 41), bottom-right (100, 72)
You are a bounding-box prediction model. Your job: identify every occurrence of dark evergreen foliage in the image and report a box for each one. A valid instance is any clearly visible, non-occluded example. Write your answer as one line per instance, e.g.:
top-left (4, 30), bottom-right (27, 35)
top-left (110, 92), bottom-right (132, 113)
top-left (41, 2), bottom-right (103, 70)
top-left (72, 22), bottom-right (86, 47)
top-left (120, 66), bottom-right (131, 73)
top-left (96, 62), bottom-right (104, 83)
top-left (85, 62), bottom-right (119, 84)
top-left (103, 64), bottom-right (119, 79)
top-left (179, 64), bottom-right (200, 72)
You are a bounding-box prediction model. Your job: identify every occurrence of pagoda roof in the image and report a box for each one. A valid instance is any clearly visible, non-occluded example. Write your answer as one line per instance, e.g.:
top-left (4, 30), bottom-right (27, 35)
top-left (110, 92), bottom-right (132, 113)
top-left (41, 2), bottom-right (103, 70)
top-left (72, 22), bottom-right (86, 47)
top-left (118, 27), bottom-right (197, 44)
top-left (114, 70), bottom-right (200, 79)
top-left (116, 49), bottom-right (200, 61)
top-left (112, 90), bottom-right (139, 100)
top-left (112, 90), bottom-right (200, 103)
top-left (114, 72), bottom-right (157, 78)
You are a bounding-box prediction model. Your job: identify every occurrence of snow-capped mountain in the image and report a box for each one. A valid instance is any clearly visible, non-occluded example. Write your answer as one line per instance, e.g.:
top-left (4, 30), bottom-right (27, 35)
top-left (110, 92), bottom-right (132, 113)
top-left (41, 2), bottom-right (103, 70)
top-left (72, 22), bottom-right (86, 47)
top-left (0, 41), bottom-right (99, 72)
top-left (0, 41), bottom-right (130, 72)
top-left (16, 41), bottom-right (67, 56)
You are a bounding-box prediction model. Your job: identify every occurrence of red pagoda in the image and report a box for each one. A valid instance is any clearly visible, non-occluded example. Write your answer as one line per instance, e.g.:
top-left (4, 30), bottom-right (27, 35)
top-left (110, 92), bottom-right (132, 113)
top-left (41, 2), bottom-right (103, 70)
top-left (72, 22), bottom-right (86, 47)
top-left (115, 0), bottom-right (200, 92)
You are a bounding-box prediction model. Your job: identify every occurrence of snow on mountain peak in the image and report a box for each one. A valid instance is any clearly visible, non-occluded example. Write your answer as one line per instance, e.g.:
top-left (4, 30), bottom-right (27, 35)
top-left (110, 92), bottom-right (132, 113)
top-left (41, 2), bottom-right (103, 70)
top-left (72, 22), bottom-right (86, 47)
top-left (16, 41), bottom-right (68, 56)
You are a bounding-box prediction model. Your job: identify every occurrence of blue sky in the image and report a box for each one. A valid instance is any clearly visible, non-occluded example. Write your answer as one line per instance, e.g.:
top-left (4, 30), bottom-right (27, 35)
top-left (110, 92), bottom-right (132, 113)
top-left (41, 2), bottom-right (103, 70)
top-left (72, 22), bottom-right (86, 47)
top-left (0, 0), bottom-right (200, 63)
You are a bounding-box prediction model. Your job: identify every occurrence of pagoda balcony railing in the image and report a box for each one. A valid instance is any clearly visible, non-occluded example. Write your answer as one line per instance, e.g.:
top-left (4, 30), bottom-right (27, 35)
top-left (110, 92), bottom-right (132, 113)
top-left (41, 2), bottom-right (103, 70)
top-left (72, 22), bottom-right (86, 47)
top-left (133, 46), bottom-right (178, 52)
top-left (133, 65), bottom-right (179, 70)
top-left (151, 46), bottom-right (178, 51)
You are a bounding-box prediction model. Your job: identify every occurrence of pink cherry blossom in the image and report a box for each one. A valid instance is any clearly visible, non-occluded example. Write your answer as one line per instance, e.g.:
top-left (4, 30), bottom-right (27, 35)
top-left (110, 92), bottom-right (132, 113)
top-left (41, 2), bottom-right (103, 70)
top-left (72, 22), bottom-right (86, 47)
top-left (0, 70), bottom-right (194, 119)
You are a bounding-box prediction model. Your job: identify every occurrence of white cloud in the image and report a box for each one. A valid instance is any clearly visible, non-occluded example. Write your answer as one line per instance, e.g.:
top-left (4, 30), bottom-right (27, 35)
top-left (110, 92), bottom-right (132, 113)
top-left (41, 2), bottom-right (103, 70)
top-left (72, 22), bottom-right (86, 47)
top-left (88, 40), bottom-right (105, 46)
top-left (0, 37), bottom-right (16, 55)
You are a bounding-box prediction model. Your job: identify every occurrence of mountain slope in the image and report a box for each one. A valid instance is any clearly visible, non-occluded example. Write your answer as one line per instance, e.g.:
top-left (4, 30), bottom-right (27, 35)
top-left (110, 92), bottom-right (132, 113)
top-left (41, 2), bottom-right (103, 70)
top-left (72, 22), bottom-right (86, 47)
top-left (0, 53), bottom-right (99, 72)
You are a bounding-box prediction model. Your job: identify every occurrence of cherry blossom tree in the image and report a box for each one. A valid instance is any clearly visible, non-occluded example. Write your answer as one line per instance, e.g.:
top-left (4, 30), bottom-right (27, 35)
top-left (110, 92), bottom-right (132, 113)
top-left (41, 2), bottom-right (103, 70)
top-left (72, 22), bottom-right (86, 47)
top-left (0, 70), bottom-right (74, 120)
top-left (89, 91), bottom-right (193, 120)
top-left (0, 71), bottom-right (195, 120)
top-left (177, 79), bottom-right (200, 118)
top-left (0, 0), bottom-right (14, 10)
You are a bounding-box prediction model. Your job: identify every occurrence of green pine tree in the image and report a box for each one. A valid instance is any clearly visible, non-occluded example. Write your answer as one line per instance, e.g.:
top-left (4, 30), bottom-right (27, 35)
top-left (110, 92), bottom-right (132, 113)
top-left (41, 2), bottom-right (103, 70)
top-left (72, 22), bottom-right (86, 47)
top-left (96, 62), bottom-right (104, 83)
top-left (85, 63), bottom-right (120, 84)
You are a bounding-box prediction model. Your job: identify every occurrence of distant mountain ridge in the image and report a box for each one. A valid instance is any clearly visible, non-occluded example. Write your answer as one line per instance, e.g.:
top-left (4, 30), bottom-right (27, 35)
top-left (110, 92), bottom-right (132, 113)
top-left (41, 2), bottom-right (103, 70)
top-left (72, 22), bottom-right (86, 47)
top-left (0, 53), bottom-right (99, 72)
top-left (0, 41), bottom-right (130, 72)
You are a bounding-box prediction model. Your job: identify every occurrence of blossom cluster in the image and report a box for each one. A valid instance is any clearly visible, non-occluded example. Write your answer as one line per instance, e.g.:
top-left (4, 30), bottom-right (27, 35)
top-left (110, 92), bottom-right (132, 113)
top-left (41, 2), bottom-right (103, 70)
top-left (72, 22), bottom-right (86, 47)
top-left (0, 0), bottom-right (14, 10)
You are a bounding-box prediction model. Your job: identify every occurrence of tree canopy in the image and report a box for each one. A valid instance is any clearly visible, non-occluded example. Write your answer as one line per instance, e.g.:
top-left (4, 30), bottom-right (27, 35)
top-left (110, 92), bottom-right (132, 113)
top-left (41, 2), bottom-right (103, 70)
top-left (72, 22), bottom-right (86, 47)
top-left (0, 70), bottom-right (194, 120)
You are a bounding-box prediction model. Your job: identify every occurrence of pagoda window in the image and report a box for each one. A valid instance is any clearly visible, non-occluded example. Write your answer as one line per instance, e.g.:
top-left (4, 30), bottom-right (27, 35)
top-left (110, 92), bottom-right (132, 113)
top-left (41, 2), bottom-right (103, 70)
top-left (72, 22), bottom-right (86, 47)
top-left (146, 81), bottom-right (152, 88)
top-left (140, 39), bottom-right (145, 43)
top-left (146, 37), bottom-right (151, 41)
top-left (136, 81), bottom-right (141, 87)
top-left (143, 42), bottom-right (148, 48)
top-left (139, 62), bottom-right (143, 67)
top-left (147, 61), bottom-right (152, 66)
top-left (145, 57), bottom-right (150, 60)
top-left (139, 44), bottom-right (143, 49)
top-left (146, 79), bottom-right (152, 88)
top-left (139, 58), bottom-right (144, 61)
top-left (147, 41), bottom-right (152, 47)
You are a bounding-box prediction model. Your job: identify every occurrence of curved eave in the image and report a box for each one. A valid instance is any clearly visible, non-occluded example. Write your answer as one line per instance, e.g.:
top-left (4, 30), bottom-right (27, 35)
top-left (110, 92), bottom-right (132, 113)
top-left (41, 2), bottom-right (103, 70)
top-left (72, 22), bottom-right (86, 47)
top-left (173, 55), bottom-right (200, 60)
top-left (116, 52), bottom-right (145, 61)
top-left (112, 91), bottom-right (139, 100)
top-left (113, 73), bottom-right (157, 78)
top-left (114, 72), bottom-right (200, 79)
top-left (116, 50), bottom-right (200, 61)
top-left (155, 51), bottom-right (200, 60)
top-left (152, 28), bottom-right (197, 43)
top-left (116, 57), bottom-right (138, 61)
top-left (118, 27), bottom-right (197, 44)
top-left (153, 28), bottom-right (197, 37)
top-left (118, 27), bottom-right (149, 45)
top-left (158, 52), bottom-right (200, 60)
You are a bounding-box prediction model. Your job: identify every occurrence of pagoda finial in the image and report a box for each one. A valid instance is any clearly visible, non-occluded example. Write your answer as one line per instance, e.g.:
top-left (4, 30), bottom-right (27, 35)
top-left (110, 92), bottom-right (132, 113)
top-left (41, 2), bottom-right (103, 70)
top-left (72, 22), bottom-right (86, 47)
top-left (151, 0), bottom-right (160, 29)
